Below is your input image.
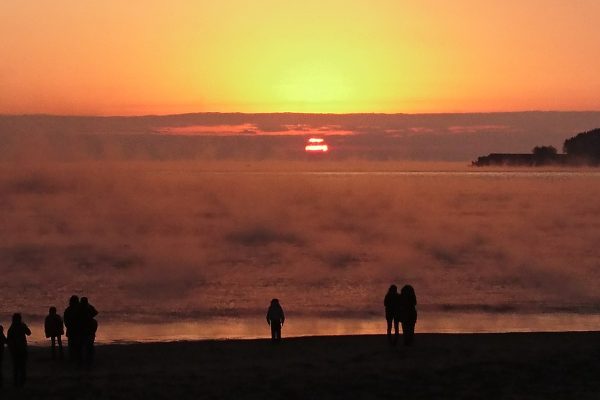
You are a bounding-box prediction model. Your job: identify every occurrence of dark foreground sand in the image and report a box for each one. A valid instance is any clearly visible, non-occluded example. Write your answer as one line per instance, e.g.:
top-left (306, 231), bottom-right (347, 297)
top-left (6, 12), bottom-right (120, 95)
top-left (1, 332), bottom-right (599, 399)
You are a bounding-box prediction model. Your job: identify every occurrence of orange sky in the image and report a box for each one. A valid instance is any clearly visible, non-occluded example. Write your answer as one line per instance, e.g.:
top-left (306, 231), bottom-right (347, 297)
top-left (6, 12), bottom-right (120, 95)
top-left (1, 1), bottom-right (600, 115)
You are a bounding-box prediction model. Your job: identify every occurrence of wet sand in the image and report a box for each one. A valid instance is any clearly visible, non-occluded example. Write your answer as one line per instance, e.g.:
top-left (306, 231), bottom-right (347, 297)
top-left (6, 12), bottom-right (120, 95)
top-left (1, 332), bottom-right (599, 399)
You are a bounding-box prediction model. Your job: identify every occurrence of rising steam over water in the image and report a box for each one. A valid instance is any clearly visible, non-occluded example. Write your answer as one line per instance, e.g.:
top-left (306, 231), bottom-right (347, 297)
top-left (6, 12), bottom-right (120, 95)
top-left (1, 163), bottom-right (599, 342)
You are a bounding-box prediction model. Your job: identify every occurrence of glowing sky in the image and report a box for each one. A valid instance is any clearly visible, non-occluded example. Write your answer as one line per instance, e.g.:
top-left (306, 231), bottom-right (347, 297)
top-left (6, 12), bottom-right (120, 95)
top-left (1, 1), bottom-right (600, 115)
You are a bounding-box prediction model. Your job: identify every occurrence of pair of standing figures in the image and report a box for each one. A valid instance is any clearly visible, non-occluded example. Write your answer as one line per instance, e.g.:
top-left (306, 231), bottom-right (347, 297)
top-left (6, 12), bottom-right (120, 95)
top-left (384, 284), bottom-right (417, 346)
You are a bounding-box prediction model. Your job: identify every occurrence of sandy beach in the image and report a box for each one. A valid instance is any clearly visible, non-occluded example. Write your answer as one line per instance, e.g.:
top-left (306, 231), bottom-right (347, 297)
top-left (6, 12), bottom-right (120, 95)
top-left (0, 331), bottom-right (598, 399)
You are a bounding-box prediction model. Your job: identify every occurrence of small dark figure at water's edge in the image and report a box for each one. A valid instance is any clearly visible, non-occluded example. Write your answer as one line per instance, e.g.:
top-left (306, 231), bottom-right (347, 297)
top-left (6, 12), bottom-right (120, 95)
top-left (384, 285), bottom-right (401, 345)
top-left (399, 285), bottom-right (417, 346)
top-left (45, 306), bottom-right (64, 360)
top-left (266, 299), bottom-right (285, 342)
top-left (385, 284), bottom-right (417, 346)
top-left (7, 313), bottom-right (31, 388)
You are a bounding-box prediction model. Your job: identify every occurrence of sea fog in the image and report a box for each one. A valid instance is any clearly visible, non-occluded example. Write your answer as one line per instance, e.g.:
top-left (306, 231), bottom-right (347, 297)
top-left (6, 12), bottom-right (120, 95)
top-left (1, 161), bottom-right (599, 342)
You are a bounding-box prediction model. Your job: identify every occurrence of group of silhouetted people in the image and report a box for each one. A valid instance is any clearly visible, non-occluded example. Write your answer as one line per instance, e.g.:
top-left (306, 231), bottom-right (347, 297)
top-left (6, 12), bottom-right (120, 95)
top-left (63, 295), bottom-right (98, 366)
top-left (0, 295), bottom-right (98, 388)
top-left (1, 288), bottom-right (415, 388)
top-left (265, 284), bottom-right (417, 347)
top-left (384, 284), bottom-right (417, 346)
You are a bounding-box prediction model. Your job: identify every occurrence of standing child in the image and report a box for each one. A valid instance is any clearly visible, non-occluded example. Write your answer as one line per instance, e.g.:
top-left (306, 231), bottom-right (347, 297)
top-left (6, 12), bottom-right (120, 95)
top-left (45, 307), bottom-right (64, 360)
top-left (0, 325), bottom-right (6, 387)
top-left (266, 298), bottom-right (285, 342)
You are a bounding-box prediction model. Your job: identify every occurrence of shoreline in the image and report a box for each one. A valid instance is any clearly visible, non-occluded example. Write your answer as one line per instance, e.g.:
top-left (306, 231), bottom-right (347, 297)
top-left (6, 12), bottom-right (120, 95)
top-left (22, 329), bottom-right (600, 348)
top-left (3, 331), bottom-right (598, 399)
top-left (15, 311), bottom-right (600, 345)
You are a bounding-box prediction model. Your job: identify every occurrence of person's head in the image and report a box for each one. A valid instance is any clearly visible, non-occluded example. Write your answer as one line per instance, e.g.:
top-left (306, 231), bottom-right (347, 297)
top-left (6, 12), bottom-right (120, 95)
top-left (388, 284), bottom-right (398, 294)
top-left (49, 306), bottom-right (57, 315)
top-left (81, 297), bottom-right (89, 306)
top-left (12, 313), bottom-right (22, 324)
top-left (401, 285), bottom-right (414, 296)
top-left (69, 295), bottom-right (79, 307)
top-left (271, 298), bottom-right (279, 306)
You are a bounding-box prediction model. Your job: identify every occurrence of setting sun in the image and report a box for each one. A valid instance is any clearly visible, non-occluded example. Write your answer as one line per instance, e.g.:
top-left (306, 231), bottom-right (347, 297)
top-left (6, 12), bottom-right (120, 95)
top-left (1, 2), bottom-right (599, 398)
top-left (305, 137), bottom-right (329, 153)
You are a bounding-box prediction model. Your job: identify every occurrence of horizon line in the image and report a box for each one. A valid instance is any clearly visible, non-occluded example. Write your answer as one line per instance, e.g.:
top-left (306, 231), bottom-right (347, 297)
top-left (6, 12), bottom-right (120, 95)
top-left (3, 110), bottom-right (600, 119)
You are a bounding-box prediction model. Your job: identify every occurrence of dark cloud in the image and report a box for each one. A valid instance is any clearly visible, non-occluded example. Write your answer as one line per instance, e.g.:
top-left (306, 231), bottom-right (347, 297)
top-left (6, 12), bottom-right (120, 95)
top-left (3, 112), bottom-right (600, 161)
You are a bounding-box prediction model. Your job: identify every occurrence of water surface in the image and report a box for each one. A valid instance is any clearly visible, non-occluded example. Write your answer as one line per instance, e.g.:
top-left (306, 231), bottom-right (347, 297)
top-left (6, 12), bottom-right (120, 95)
top-left (1, 163), bottom-right (599, 343)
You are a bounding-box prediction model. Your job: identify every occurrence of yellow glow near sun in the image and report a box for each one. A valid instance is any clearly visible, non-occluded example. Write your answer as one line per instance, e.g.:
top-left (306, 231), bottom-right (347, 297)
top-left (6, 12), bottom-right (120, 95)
top-left (276, 61), bottom-right (352, 106)
top-left (2, 1), bottom-right (600, 114)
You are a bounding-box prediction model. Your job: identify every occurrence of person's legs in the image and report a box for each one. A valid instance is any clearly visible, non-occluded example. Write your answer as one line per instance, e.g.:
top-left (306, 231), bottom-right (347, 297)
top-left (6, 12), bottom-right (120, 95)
top-left (270, 322), bottom-right (282, 342)
top-left (81, 335), bottom-right (93, 366)
top-left (51, 336), bottom-right (56, 359)
top-left (21, 353), bottom-right (27, 386)
top-left (74, 336), bottom-right (82, 366)
top-left (386, 318), bottom-right (393, 344)
top-left (82, 335), bottom-right (95, 366)
top-left (401, 322), bottom-right (415, 346)
top-left (393, 318), bottom-right (400, 345)
top-left (57, 335), bottom-right (64, 359)
top-left (89, 336), bottom-right (95, 365)
top-left (12, 354), bottom-right (18, 387)
top-left (407, 322), bottom-right (415, 346)
top-left (12, 354), bottom-right (24, 387)
top-left (68, 336), bottom-right (74, 361)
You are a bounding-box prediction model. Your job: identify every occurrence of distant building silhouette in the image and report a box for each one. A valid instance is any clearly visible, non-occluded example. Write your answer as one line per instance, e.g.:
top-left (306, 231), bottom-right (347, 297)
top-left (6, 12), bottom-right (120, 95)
top-left (473, 128), bottom-right (600, 166)
top-left (473, 152), bottom-right (568, 166)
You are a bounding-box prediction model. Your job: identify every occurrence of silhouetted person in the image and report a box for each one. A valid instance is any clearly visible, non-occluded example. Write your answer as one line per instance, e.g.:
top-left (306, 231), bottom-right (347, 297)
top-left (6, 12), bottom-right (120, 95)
top-left (399, 285), bottom-right (417, 346)
top-left (64, 295), bottom-right (81, 363)
top-left (7, 313), bottom-right (31, 388)
top-left (0, 325), bottom-right (6, 387)
top-left (384, 285), bottom-right (401, 345)
top-left (45, 306), bottom-right (64, 360)
top-left (266, 298), bottom-right (285, 342)
top-left (79, 297), bottom-right (98, 367)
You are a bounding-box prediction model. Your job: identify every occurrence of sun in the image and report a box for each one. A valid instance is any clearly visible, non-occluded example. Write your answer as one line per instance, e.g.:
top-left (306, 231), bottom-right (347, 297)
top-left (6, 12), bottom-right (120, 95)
top-left (305, 137), bottom-right (329, 153)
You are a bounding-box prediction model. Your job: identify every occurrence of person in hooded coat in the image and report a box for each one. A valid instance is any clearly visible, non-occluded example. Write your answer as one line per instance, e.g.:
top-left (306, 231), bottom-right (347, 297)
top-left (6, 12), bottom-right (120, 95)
top-left (64, 295), bottom-right (81, 363)
top-left (45, 306), bottom-right (64, 360)
top-left (7, 313), bottom-right (31, 387)
top-left (399, 284), bottom-right (417, 346)
top-left (266, 299), bottom-right (285, 342)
